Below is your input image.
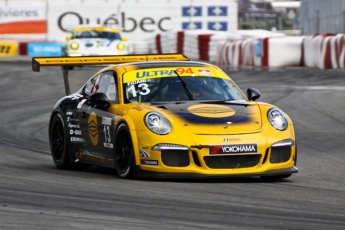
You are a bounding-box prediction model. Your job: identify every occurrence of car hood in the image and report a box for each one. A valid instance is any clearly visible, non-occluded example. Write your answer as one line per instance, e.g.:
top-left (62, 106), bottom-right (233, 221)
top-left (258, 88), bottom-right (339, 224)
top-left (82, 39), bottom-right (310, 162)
top-left (69, 38), bottom-right (122, 46)
top-left (144, 100), bottom-right (262, 135)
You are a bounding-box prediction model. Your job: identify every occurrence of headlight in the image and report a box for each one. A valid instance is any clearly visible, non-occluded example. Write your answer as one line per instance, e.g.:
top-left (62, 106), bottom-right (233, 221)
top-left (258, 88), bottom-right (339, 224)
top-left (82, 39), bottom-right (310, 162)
top-left (267, 108), bottom-right (288, 130)
top-left (152, 143), bottom-right (188, 151)
top-left (144, 112), bottom-right (171, 135)
top-left (117, 43), bottom-right (125, 51)
top-left (70, 42), bottom-right (79, 50)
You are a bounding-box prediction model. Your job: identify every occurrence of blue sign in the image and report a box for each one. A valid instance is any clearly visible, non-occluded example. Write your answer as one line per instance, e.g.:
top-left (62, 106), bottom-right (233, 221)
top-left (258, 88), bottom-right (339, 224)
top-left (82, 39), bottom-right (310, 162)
top-left (27, 43), bottom-right (62, 56)
top-left (208, 6), bottom-right (227, 16)
top-left (255, 41), bottom-right (263, 57)
top-left (208, 22), bottom-right (228, 31)
top-left (182, 22), bottom-right (202, 30)
top-left (182, 6), bottom-right (202, 16)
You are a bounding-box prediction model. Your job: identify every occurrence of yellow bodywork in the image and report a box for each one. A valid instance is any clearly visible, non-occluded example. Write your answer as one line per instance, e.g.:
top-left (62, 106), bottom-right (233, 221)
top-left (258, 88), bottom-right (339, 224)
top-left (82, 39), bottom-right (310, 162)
top-left (106, 63), bottom-right (296, 177)
top-left (107, 102), bottom-right (296, 177)
top-left (74, 26), bottom-right (120, 33)
top-left (33, 54), bottom-right (297, 178)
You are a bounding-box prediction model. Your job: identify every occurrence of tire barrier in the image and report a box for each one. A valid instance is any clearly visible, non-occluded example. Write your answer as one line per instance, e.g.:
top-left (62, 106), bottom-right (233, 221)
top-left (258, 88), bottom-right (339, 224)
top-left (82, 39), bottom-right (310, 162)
top-left (150, 30), bottom-right (241, 62)
top-left (5, 33), bottom-right (345, 69)
top-left (303, 34), bottom-right (345, 69)
top-left (217, 36), bottom-right (304, 68)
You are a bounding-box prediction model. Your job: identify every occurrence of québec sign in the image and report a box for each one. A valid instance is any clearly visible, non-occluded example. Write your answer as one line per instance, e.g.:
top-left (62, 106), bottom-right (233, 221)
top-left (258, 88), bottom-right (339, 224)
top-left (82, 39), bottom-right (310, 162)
top-left (58, 12), bottom-right (171, 32)
top-left (47, 0), bottom-right (237, 41)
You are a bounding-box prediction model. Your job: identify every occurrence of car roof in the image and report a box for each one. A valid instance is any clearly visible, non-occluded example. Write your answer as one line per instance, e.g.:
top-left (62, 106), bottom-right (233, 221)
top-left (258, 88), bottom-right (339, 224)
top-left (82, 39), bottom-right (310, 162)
top-left (73, 26), bottom-right (119, 33)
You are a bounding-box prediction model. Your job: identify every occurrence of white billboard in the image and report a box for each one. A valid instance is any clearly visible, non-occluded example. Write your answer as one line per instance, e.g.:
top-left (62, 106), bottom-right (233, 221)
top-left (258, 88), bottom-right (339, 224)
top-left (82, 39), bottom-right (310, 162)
top-left (0, 0), bottom-right (47, 40)
top-left (47, 0), bottom-right (237, 42)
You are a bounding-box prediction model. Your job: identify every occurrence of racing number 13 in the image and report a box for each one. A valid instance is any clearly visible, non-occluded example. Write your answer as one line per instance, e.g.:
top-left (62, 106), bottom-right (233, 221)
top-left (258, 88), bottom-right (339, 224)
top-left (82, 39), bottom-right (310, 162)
top-left (127, 83), bottom-right (150, 97)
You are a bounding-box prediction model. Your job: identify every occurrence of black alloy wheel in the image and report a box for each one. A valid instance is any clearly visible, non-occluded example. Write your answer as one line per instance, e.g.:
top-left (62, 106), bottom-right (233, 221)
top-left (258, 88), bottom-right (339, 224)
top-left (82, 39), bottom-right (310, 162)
top-left (114, 123), bottom-right (135, 178)
top-left (50, 113), bottom-right (71, 169)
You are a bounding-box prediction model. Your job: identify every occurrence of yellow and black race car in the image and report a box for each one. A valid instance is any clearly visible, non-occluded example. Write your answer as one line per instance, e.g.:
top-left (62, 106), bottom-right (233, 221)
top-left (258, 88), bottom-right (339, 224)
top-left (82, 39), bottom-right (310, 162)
top-left (32, 54), bottom-right (297, 180)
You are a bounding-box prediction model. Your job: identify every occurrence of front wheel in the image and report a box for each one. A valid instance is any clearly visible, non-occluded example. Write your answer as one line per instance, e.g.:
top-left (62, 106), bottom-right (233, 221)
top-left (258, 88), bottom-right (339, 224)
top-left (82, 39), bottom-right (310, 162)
top-left (114, 123), bottom-right (135, 179)
top-left (49, 113), bottom-right (71, 169)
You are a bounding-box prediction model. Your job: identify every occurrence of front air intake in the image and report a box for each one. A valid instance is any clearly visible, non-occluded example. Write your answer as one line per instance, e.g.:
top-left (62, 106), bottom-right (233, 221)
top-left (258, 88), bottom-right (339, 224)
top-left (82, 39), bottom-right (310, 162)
top-left (204, 154), bottom-right (261, 169)
top-left (270, 146), bottom-right (291, 163)
top-left (161, 150), bottom-right (190, 167)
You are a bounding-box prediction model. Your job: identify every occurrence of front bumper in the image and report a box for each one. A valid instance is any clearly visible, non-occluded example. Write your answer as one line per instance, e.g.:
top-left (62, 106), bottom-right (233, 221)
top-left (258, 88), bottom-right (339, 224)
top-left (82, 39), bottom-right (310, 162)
top-left (135, 166), bottom-right (298, 179)
top-left (135, 130), bottom-right (297, 178)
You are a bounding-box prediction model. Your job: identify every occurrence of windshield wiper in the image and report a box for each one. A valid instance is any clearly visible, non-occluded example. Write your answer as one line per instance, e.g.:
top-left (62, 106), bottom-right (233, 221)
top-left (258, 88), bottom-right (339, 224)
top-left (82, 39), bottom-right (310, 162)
top-left (174, 71), bottom-right (194, 100)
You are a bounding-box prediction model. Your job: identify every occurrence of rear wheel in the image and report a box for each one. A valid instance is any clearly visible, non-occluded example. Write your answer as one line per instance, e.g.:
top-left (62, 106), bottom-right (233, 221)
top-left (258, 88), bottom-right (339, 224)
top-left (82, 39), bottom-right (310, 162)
top-left (50, 113), bottom-right (71, 169)
top-left (260, 174), bottom-right (292, 181)
top-left (114, 123), bottom-right (135, 179)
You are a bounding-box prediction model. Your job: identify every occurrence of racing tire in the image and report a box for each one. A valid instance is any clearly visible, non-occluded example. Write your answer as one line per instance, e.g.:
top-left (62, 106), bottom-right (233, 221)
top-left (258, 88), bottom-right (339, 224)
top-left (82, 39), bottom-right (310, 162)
top-left (49, 113), bottom-right (71, 169)
top-left (260, 174), bottom-right (292, 181)
top-left (114, 123), bottom-right (135, 179)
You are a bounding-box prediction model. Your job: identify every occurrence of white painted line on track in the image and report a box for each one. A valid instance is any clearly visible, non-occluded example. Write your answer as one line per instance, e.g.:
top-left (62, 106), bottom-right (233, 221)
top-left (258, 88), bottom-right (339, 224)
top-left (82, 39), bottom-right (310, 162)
top-left (275, 85), bottom-right (345, 90)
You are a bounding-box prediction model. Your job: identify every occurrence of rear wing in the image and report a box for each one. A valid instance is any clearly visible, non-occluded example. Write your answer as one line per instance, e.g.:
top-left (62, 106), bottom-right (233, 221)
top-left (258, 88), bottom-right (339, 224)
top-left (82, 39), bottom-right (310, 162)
top-left (32, 54), bottom-right (190, 95)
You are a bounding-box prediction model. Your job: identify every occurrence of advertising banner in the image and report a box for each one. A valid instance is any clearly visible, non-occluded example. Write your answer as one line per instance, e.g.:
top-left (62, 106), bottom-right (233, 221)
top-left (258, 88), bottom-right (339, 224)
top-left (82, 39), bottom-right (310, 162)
top-left (27, 42), bottom-right (62, 56)
top-left (0, 1), bottom-right (47, 40)
top-left (47, 0), bottom-right (237, 42)
top-left (0, 41), bottom-right (18, 56)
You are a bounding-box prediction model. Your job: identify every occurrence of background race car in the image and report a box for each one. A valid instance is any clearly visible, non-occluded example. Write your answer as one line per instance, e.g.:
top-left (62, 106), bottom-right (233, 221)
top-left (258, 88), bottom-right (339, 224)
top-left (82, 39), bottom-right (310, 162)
top-left (64, 25), bottom-right (131, 56)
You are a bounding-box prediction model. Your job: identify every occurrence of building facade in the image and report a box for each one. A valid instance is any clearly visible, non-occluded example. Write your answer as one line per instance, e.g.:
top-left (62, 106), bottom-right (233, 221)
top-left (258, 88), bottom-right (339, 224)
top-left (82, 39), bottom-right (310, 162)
top-left (300, 0), bottom-right (345, 35)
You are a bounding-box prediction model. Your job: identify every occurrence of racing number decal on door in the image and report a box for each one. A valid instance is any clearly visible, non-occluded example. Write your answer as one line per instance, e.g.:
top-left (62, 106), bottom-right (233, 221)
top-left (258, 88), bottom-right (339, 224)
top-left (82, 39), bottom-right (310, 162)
top-left (102, 117), bottom-right (113, 148)
top-left (103, 125), bottom-right (113, 148)
top-left (0, 46), bottom-right (10, 54)
top-left (104, 125), bottom-right (111, 142)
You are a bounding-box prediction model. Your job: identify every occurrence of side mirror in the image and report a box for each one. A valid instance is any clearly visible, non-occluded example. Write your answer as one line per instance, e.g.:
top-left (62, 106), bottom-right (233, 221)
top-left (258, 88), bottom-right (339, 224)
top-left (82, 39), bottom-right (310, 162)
top-left (66, 35), bottom-right (72, 41)
top-left (247, 88), bottom-right (260, 101)
top-left (122, 36), bottom-right (128, 41)
top-left (88, 92), bottom-right (110, 110)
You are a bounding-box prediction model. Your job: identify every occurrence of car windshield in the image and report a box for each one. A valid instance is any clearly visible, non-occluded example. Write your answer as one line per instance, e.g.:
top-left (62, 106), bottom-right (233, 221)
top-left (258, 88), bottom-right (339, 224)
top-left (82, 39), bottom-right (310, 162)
top-left (72, 30), bottom-right (122, 40)
top-left (123, 75), bottom-right (246, 103)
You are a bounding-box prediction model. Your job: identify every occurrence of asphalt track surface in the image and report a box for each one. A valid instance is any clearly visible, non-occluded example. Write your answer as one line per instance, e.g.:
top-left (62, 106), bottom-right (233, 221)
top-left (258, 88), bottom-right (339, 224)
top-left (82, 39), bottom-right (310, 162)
top-left (0, 62), bottom-right (344, 230)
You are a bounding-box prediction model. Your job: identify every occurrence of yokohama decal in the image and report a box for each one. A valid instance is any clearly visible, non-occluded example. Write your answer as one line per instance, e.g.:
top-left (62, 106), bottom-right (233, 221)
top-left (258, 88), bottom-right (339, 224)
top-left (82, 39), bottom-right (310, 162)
top-left (210, 144), bottom-right (258, 154)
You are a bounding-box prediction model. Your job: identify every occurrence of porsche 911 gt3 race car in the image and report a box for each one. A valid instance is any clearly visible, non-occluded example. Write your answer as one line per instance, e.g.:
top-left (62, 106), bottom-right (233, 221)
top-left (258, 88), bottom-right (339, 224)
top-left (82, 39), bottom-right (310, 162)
top-left (32, 54), bottom-right (298, 180)
top-left (64, 25), bottom-right (130, 56)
